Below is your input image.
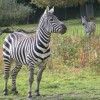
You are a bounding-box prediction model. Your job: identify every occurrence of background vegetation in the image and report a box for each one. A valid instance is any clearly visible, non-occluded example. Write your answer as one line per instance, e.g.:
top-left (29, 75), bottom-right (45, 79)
top-left (0, 18), bottom-right (100, 100)
top-left (0, 0), bottom-right (100, 99)
top-left (32, 0), bottom-right (100, 7)
top-left (1, 0), bottom-right (100, 26)
top-left (0, 0), bottom-right (33, 26)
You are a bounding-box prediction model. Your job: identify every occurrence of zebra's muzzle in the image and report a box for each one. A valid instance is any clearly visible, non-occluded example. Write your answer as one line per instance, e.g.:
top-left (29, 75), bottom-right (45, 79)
top-left (61, 24), bottom-right (67, 34)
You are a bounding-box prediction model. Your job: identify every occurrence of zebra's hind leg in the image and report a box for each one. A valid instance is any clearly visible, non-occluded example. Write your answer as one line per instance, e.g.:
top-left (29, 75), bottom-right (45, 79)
top-left (35, 64), bottom-right (46, 96)
top-left (28, 67), bottom-right (34, 98)
top-left (3, 59), bottom-right (11, 95)
top-left (11, 63), bottom-right (22, 95)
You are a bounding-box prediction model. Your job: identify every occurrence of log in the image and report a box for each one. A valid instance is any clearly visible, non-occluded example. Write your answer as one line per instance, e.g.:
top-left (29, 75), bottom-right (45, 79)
top-left (17, 29), bottom-right (36, 34)
top-left (0, 27), bottom-right (13, 35)
top-left (0, 27), bottom-right (36, 35)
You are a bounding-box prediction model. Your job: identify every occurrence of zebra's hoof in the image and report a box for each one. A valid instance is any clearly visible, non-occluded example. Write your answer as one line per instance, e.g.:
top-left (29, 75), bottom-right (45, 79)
top-left (35, 89), bottom-right (40, 96)
top-left (36, 93), bottom-right (40, 96)
top-left (3, 92), bottom-right (8, 95)
top-left (13, 91), bottom-right (18, 95)
top-left (28, 94), bottom-right (32, 98)
top-left (3, 89), bottom-right (8, 95)
top-left (12, 88), bottom-right (18, 95)
top-left (28, 92), bottom-right (32, 98)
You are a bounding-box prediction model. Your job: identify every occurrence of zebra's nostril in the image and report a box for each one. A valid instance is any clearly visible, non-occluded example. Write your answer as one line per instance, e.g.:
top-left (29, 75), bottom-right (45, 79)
top-left (61, 24), bottom-right (67, 34)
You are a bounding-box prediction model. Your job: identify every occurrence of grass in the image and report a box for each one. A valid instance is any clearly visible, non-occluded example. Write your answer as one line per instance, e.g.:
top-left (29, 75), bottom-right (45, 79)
top-left (0, 18), bottom-right (100, 100)
top-left (0, 67), bottom-right (100, 100)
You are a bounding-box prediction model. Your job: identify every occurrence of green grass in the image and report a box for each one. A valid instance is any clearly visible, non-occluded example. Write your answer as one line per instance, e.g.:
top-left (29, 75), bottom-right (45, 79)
top-left (0, 18), bottom-right (100, 100)
top-left (0, 67), bottom-right (100, 100)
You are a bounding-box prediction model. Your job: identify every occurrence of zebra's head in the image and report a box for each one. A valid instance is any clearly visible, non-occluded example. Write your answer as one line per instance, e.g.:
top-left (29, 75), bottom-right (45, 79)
top-left (41, 6), bottom-right (67, 34)
top-left (81, 16), bottom-right (87, 26)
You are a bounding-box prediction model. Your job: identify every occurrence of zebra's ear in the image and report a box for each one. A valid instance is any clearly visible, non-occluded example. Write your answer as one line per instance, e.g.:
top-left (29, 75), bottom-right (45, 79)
top-left (49, 6), bottom-right (54, 13)
top-left (44, 6), bottom-right (49, 15)
top-left (84, 16), bottom-right (86, 19)
top-left (81, 16), bottom-right (83, 19)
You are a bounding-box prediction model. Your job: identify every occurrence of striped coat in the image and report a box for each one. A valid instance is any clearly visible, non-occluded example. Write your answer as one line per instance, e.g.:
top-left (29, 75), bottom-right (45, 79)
top-left (3, 6), bottom-right (67, 98)
top-left (81, 16), bottom-right (96, 36)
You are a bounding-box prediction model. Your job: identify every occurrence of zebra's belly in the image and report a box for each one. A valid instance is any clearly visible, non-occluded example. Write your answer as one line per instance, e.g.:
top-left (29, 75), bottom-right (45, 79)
top-left (10, 45), bottom-right (51, 65)
top-left (11, 54), bottom-right (27, 65)
top-left (26, 52), bottom-right (51, 66)
top-left (10, 55), bottom-right (51, 67)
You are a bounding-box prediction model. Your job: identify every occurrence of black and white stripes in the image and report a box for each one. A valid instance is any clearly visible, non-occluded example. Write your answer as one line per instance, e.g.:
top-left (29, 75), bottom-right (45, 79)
top-left (3, 6), bottom-right (67, 98)
top-left (81, 16), bottom-right (96, 36)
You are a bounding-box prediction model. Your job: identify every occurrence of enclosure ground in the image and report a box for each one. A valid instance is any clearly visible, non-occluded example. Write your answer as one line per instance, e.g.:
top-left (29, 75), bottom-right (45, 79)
top-left (1, 92), bottom-right (100, 100)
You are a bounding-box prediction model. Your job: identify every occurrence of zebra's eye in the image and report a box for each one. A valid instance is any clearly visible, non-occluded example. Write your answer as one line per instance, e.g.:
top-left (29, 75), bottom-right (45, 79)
top-left (50, 17), bottom-right (53, 21)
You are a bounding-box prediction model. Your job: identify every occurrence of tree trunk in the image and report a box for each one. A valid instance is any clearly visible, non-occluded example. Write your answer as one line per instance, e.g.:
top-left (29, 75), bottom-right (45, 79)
top-left (80, 4), bottom-right (86, 17)
top-left (86, 3), bottom-right (94, 20)
top-left (80, 3), bottom-right (94, 20)
top-left (0, 27), bottom-right (36, 35)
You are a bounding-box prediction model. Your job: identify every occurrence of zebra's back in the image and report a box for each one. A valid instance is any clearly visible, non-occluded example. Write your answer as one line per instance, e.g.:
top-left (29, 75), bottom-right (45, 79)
top-left (3, 32), bottom-right (32, 65)
top-left (85, 22), bottom-right (96, 35)
top-left (88, 22), bottom-right (96, 31)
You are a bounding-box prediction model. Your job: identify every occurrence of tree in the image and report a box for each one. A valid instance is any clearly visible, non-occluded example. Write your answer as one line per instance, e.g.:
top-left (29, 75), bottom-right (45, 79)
top-left (0, 0), bottom-right (33, 26)
top-left (17, 0), bottom-right (31, 4)
top-left (32, 0), bottom-right (100, 20)
top-left (31, 0), bottom-right (99, 8)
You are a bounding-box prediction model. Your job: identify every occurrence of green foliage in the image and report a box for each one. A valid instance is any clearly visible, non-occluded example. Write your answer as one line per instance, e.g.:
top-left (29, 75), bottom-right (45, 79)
top-left (31, 0), bottom-right (98, 8)
top-left (17, 0), bottom-right (31, 4)
top-left (0, 0), bottom-right (33, 26)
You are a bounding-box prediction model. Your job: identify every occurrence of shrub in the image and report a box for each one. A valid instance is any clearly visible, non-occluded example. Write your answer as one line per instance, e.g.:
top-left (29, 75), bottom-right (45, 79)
top-left (0, 0), bottom-right (33, 26)
top-left (51, 33), bottom-right (99, 70)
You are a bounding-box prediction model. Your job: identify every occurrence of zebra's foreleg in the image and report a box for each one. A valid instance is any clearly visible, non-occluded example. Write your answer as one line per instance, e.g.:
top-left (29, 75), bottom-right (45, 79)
top-left (11, 63), bottom-right (22, 95)
top-left (3, 61), bottom-right (11, 95)
top-left (89, 32), bottom-right (92, 36)
top-left (92, 30), bottom-right (95, 36)
top-left (86, 32), bottom-right (90, 37)
top-left (35, 65), bottom-right (46, 96)
top-left (28, 67), bottom-right (34, 98)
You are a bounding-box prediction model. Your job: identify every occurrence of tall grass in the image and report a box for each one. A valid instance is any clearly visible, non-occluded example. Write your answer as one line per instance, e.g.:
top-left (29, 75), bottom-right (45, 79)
top-left (50, 19), bottom-right (100, 73)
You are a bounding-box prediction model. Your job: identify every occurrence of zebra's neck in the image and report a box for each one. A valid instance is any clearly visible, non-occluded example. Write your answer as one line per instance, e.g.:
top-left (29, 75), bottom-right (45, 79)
top-left (35, 25), bottom-right (51, 49)
top-left (84, 21), bottom-right (88, 28)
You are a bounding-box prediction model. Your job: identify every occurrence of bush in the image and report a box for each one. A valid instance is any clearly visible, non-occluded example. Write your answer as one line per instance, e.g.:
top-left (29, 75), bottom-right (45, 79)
top-left (0, 0), bottom-right (33, 26)
top-left (51, 33), bottom-right (99, 69)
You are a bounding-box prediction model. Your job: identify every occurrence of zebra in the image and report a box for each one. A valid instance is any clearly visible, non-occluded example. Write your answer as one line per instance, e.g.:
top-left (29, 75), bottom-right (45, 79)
top-left (3, 6), bottom-right (67, 98)
top-left (81, 16), bottom-right (96, 36)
